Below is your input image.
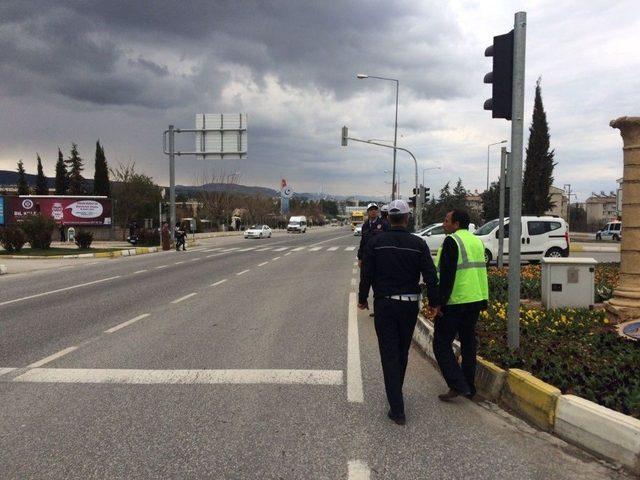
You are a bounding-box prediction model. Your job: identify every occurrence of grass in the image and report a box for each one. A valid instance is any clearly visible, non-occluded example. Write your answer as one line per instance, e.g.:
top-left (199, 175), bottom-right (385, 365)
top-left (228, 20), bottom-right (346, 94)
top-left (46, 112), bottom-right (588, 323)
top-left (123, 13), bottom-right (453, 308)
top-left (0, 247), bottom-right (126, 256)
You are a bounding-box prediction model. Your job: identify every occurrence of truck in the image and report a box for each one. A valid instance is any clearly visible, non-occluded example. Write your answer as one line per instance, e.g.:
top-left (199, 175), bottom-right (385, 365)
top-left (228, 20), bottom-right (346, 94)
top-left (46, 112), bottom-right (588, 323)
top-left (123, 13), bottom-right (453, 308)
top-left (350, 211), bottom-right (364, 231)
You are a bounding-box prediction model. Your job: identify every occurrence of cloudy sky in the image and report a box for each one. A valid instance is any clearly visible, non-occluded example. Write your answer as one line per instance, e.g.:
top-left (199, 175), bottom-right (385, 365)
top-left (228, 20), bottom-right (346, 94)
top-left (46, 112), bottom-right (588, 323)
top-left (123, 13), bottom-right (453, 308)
top-left (1, 0), bottom-right (637, 201)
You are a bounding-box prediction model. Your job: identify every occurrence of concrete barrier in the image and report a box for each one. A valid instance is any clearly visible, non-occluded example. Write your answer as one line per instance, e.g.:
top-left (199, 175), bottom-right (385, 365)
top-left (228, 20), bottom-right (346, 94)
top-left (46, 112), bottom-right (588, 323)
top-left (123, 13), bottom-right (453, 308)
top-left (501, 369), bottom-right (561, 431)
top-left (475, 357), bottom-right (506, 402)
top-left (570, 244), bottom-right (619, 253)
top-left (555, 395), bottom-right (640, 474)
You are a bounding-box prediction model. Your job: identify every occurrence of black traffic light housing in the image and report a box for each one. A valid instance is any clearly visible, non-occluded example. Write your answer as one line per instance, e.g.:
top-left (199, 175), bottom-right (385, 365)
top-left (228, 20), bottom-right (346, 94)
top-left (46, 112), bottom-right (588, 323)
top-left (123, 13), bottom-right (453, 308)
top-left (407, 195), bottom-right (416, 207)
top-left (341, 126), bottom-right (348, 146)
top-left (423, 186), bottom-right (430, 202)
top-left (484, 30), bottom-right (514, 120)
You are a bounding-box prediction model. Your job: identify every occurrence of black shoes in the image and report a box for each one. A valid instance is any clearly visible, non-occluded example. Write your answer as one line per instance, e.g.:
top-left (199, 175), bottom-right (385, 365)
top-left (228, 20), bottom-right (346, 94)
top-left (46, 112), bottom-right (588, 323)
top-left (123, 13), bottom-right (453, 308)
top-left (438, 388), bottom-right (474, 402)
top-left (387, 410), bottom-right (406, 426)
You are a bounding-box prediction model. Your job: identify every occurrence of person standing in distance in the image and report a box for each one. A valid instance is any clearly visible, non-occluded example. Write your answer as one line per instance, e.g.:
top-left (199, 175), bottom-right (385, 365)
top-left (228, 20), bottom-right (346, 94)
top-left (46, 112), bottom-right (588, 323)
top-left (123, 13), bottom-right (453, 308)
top-left (380, 204), bottom-right (390, 226)
top-left (433, 209), bottom-right (488, 401)
top-left (357, 203), bottom-right (389, 316)
top-left (358, 200), bottom-right (440, 425)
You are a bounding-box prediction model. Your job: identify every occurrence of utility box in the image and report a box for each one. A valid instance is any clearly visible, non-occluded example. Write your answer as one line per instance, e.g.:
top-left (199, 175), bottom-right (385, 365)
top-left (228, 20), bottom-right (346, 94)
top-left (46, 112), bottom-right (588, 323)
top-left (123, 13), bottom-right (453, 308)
top-left (541, 257), bottom-right (597, 309)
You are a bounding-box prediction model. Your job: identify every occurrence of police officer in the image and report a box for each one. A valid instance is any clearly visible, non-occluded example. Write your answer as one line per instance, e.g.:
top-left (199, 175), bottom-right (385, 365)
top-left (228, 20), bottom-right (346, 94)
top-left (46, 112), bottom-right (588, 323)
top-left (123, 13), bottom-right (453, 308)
top-left (380, 204), bottom-right (390, 225)
top-left (358, 200), bottom-right (440, 425)
top-left (358, 203), bottom-right (389, 316)
top-left (433, 209), bottom-right (488, 401)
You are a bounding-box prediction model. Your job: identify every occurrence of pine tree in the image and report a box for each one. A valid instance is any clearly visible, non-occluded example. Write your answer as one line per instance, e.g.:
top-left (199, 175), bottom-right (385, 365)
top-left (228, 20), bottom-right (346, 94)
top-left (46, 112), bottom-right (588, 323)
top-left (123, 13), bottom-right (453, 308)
top-left (54, 148), bottom-right (68, 195)
top-left (523, 78), bottom-right (556, 215)
top-left (452, 178), bottom-right (468, 211)
top-left (35, 154), bottom-right (48, 195)
top-left (93, 140), bottom-right (110, 196)
top-left (16, 160), bottom-right (29, 195)
top-left (65, 143), bottom-right (85, 195)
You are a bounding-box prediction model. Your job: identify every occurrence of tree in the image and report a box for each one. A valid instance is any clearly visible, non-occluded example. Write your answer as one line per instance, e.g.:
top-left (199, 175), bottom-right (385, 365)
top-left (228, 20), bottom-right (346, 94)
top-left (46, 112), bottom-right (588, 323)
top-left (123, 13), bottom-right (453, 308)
top-left (569, 205), bottom-right (587, 232)
top-left (452, 178), bottom-right (468, 211)
top-left (35, 154), bottom-right (48, 195)
top-left (16, 160), bottom-right (29, 195)
top-left (54, 148), bottom-right (68, 195)
top-left (523, 78), bottom-right (556, 214)
top-left (110, 163), bottom-right (162, 238)
top-left (93, 140), bottom-right (110, 196)
top-left (65, 143), bottom-right (85, 195)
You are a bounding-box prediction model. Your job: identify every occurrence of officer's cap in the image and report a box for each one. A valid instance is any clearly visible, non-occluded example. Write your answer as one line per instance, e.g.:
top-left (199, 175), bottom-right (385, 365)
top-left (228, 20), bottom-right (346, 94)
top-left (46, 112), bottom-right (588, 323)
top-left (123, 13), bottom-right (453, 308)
top-left (380, 204), bottom-right (389, 212)
top-left (388, 199), bottom-right (410, 215)
top-left (366, 203), bottom-right (379, 211)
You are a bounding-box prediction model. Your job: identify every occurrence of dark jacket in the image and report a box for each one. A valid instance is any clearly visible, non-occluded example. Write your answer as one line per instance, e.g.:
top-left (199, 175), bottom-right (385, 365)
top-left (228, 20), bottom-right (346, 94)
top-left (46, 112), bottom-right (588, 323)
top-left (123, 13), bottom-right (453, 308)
top-left (359, 226), bottom-right (439, 306)
top-left (357, 217), bottom-right (389, 260)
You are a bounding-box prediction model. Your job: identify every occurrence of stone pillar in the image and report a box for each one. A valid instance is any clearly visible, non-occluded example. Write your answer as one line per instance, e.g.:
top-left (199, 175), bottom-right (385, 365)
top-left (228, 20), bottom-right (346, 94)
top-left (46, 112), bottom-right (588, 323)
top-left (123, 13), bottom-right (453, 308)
top-left (607, 117), bottom-right (640, 321)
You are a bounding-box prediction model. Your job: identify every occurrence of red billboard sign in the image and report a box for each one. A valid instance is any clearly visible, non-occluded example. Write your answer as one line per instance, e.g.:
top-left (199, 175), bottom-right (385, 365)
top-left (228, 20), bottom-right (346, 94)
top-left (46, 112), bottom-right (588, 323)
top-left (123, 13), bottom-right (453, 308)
top-left (5, 196), bottom-right (112, 226)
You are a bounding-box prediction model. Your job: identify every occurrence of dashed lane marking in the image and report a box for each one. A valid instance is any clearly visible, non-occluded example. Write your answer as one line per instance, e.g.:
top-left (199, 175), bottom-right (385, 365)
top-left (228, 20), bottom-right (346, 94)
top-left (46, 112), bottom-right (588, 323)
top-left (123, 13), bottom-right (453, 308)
top-left (258, 262), bottom-right (269, 267)
top-left (0, 368), bottom-right (15, 376)
top-left (133, 269), bottom-right (148, 274)
top-left (238, 247), bottom-right (256, 252)
top-left (155, 265), bottom-right (168, 269)
top-left (328, 246), bottom-right (339, 251)
top-left (0, 276), bottom-right (121, 307)
top-left (255, 247), bottom-right (273, 251)
top-left (26, 346), bottom-right (79, 369)
top-left (170, 292), bottom-right (198, 304)
top-left (291, 247), bottom-right (306, 251)
top-left (236, 269), bottom-right (250, 276)
top-left (272, 256), bottom-right (281, 261)
top-left (272, 247), bottom-right (289, 252)
top-left (309, 247), bottom-right (322, 251)
top-left (105, 314), bottom-right (151, 334)
top-left (348, 460), bottom-right (371, 480)
top-left (347, 292), bottom-right (364, 403)
top-left (211, 279), bottom-right (227, 287)
top-left (345, 246), bottom-right (356, 251)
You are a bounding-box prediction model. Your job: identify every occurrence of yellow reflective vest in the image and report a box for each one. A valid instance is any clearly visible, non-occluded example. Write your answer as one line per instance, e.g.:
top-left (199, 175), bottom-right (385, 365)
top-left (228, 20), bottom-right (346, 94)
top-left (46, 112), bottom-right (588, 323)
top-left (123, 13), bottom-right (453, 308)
top-left (435, 229), bottom-right (489, 305)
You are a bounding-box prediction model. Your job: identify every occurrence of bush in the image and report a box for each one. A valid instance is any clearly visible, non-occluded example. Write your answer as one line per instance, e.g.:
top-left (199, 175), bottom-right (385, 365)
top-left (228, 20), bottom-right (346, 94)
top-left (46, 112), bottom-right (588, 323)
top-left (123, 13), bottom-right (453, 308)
top-left (0, 225), bottom-right (27, 253)
top-left (20, 214), bottom-right (56, 249)
top-left (136, 228), bottom-right (160, 246)
top-left (74, 230), bottom-right (94, 249)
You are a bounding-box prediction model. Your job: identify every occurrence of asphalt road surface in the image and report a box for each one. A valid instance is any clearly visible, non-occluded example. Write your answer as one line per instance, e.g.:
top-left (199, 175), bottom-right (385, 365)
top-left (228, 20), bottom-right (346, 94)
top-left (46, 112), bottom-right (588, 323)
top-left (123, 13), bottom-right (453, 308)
top-left (0, 227), bottom-right (628, 479)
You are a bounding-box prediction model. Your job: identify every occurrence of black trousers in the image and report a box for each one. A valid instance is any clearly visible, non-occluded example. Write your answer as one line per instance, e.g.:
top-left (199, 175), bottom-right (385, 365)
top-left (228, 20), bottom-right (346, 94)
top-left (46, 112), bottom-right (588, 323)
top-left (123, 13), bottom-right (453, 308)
top-left (433, 304), bottom-right (481, 395)
top-left (373, 297), bottom-right (419, 415)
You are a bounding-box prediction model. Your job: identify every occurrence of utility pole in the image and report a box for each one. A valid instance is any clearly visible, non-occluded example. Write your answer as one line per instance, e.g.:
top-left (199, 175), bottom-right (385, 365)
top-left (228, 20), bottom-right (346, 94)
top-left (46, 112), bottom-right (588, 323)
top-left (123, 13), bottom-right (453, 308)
top-left (564, 183), bottom-right (572, 226)
top-left (498, 147), bottom-right (508, 267)
top-left (168, 124), bottom-right (176, 238)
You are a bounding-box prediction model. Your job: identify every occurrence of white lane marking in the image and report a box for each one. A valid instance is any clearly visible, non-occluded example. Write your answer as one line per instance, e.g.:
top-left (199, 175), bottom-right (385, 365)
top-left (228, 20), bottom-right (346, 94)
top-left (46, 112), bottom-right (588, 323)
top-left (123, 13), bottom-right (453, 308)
top-left (309, 247), bottom-right (322, 251)
top-left (292, 247), bottom-right (306, 251)
top-left (211, 279), bottom-right (227, 287)
top-left (221, 247), bottom-right (240, 252)
top-left (284, 252), bottom-right (292, 256)
top-left (272, 256), bottom-right (281, 261)
top-left (133, 269), bottom-right (148, 274)
top-left (0, 368), bottom-right (16, 376)
top-left (308, 233), bottom-right (353, 247)
top-left (345, 246), bottom-right (356, 251)
top-left (258, 262), bottom-right (269, 267)
top-left (328, 246), bottom-right (339, 251)
top-left (348, 460), bottom-right (370, 480)
top-left (272, 247), bottom-right (288, 252)
top-left (255, 247), bottom-right (273, 251)
top-left (14, 368), bottom-right (344, 385)
top-left (206, 253), bottom-right (224, 258)
top-left (26, 346), bottom-right (79, 369)
top-left (188, 257), bottom-right (201, 262)
top-left (351, 278), bottom-right (358, 286)
top-left (170, 292), bottom-right (198, 304)
top-left (236, 269), bottom-right (250, 276)
top-left (203, 248), bottom-right (223, 252)
top-left (0, 276), bottom-right (121, 307)
top-left (155, 265), bottom-right (168, 269)
top-left (105, 314), bottom-right (151, 334)
top-left (238, 247), bottom-right (256, 252)
top-left (347, 292), bottom-right (364, 403)
top-left (174, 261), bottom-right (185, 265)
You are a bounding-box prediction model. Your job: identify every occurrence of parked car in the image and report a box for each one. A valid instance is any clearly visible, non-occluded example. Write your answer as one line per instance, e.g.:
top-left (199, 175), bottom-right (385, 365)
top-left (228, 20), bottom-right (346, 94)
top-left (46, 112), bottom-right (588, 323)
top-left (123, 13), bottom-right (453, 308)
top-left (354, 224), bottom-right (363, 236)
top-left (287, 216), bottom-right (307, 233)
top-left (244, 224), bottom-right (272, 239)
top-left (596, 220), bottom-right (622, 241)
top-left (413, 222), bottom-right (476, 255)
top-left (474, 216), bottom-right (569, 264)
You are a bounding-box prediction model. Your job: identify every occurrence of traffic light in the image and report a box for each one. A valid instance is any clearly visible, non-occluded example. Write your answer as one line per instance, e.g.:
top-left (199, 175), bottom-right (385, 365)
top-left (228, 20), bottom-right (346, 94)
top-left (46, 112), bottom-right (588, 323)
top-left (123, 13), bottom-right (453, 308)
top-left (341, 126), bottom-right (348, 146)
top-left (484, 30), bottom-right (514, 120)
top-left (423, 186), bottom-right (430, 202)
top-left (407, 195), bottom-right (416, 207)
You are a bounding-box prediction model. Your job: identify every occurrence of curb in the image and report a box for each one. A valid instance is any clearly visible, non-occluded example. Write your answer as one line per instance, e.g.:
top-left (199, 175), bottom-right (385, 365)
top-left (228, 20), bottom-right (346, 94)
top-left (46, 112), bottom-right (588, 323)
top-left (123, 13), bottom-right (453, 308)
top-left (570, 244), bottom-right (619, 253)
top-left (1, 246), bottom-right (159, 260)
top-left (501, 369), bottom-right (560, 432)
top-left (0, 264), bottom-right (7, 275)
top-left (476, 357), bottom-right (506, 402)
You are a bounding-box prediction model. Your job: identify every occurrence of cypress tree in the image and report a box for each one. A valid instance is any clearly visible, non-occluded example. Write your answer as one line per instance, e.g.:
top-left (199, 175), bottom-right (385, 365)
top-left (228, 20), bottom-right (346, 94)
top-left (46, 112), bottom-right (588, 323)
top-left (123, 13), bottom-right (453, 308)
top-left (65, 143), bottom-right (85, 195)
top-left (35, 154), bottom-right (48, 195)
top-left (16, 160), bottom-right (29, 195)
top-left (55, 148), bottom-right (68, 195)
top-left (523, 78), bottom-right (556, 214)
top-left (93, 140), bottom-right (110, 196)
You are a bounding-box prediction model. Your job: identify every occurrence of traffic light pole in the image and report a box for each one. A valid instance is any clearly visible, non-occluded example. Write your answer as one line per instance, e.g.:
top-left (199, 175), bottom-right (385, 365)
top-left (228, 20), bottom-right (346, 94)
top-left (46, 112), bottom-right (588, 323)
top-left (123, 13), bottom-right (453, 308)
top-left (506, 11), bottom-right (526, 351)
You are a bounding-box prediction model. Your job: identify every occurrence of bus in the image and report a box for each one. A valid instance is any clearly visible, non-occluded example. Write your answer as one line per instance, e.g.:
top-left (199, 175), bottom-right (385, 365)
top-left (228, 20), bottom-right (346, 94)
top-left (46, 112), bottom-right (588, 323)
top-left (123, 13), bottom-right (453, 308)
top-left (350, 210), bottom-right (364, 231)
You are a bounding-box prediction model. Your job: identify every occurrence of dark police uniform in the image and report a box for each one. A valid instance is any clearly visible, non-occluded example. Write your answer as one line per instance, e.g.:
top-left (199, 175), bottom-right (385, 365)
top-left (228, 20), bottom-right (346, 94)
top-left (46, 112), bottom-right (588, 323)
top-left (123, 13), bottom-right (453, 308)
top-left (357, 216), bottom-right (389, 261)
top-left (359, 226), bottom-right (439, 418)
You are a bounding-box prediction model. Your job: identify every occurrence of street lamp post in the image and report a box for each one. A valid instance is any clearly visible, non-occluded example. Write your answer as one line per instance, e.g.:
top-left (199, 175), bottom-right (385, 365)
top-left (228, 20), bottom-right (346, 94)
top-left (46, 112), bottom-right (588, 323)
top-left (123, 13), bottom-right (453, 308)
top-left (357, 74), bottom-right (399, 201)
top-left (487, 140), bottom-right (508, 191)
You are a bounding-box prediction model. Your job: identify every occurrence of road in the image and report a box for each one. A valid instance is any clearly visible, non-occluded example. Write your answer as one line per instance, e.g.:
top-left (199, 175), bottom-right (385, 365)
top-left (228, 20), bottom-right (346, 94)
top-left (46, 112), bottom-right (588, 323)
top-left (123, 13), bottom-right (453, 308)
top-left (0, 227), bottom-right (627, 479)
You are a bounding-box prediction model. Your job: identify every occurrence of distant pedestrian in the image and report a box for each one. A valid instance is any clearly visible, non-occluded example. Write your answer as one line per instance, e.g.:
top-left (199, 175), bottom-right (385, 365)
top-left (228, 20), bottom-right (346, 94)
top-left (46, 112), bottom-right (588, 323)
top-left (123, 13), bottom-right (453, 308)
top-left (359, 200), bottom-right (440, 425)
top-left (358, 203), bottom-right (389, 317)
top-left (433, 209), bottom-right (488, 402)
top-left (175, 222), bottom-right (186, 251)
top-left (161, 222), bottom-right (171, 251)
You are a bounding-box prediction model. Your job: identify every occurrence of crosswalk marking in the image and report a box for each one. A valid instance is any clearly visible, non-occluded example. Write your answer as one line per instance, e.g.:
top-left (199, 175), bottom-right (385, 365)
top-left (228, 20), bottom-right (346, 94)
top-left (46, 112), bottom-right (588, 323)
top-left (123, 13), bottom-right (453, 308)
top-left (291, 247), bottom-right (306, 251)
top-left (255, 247), bottom-right (272, 251)
top-left (221, 247), bottom-right (240, 252)
top-left (328, 246), bottom-right (339, 251)
top-left (272, 247), bottom-right (289, 252)
top-left (345, 246), bottom-right (356, 251)
top-left (309, 247), bottom-right (322, 251)
top-left (237, 247), bottom-right (256, 252)
top-left (203, 247), bottom-right (223, 252)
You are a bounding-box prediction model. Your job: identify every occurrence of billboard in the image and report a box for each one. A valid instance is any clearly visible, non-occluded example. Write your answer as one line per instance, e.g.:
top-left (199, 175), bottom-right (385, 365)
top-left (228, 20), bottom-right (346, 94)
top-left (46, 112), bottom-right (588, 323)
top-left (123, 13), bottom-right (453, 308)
top-left (5, 196), bottom-right (112, 226)
top-left (0, 196), bottom-right (4, 225)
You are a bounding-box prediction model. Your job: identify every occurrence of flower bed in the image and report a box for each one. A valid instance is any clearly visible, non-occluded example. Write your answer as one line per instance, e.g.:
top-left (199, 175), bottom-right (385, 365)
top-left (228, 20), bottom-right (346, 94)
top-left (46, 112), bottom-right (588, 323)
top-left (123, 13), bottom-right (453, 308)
top-left (488, 263), bottom-right (620, 303)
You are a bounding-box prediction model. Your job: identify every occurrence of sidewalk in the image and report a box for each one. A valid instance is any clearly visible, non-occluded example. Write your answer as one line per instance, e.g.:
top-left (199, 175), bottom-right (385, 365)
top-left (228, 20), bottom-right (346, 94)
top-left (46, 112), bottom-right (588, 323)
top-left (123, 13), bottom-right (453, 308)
top-left (570, 242), bottom-right (619, 253)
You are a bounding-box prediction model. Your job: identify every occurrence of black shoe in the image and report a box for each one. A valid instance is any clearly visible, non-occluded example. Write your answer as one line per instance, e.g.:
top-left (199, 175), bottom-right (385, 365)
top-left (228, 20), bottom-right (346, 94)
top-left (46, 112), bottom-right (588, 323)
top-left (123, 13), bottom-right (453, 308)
top-left (438, 389), bottom-right (468, 402)
top-left (387, 410), bottom-right (406, 426)
top-left (465, 387), bottom-right (477, 400)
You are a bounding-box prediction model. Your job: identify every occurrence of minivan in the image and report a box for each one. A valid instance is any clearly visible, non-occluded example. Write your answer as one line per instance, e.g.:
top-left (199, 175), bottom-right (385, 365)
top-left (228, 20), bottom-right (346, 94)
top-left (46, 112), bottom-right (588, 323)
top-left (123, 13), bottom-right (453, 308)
top-left (474, 216), bottom-right (569, 264)
top-left (287, 215), bottom-right (307, 233)
top-left (596, 221), bottom-right (622, 241)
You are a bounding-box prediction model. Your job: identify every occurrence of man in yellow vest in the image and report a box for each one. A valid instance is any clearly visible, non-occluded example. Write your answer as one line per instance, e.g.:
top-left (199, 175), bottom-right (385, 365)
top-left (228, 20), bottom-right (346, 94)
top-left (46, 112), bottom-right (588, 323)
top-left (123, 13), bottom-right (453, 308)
top-left (433, 209), bottom-right (488, 401)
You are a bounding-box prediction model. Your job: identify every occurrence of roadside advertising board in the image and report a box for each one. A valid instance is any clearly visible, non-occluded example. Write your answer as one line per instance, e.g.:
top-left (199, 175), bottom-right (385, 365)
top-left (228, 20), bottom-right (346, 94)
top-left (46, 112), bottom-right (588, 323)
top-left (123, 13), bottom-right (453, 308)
top-left (5, 196), bottom-right (112, 226)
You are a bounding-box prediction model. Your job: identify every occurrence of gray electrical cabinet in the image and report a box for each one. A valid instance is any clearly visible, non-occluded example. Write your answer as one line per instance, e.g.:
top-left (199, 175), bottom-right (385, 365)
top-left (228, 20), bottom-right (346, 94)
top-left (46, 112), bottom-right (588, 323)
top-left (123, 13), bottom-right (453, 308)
top-left (541, 257), bottom-right (597, 309)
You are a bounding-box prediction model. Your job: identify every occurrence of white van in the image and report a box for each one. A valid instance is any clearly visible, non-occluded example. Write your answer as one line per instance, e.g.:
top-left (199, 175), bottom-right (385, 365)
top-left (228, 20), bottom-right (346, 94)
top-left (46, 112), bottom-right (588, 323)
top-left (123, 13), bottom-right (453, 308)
top-left (474, 216), bottom-right (569, 264)
top-left (414, 222), bottom-right (477, 255)
top-left (287, 215), bottom-right (307, 233)
top-left (596, 221), bottom-right (622, 241)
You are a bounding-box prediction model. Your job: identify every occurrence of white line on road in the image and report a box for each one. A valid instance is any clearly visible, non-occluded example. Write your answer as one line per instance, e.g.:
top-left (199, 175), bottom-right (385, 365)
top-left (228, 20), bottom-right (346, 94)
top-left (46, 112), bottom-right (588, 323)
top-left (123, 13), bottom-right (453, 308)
top-left (308, 233), bottom-right (353, 247)
top-left (258, 262), bottom-right (269, 267)
top-left (203, 248), bottom-right (223, 252)
top-left (284, 252), bottom-right (292, 256)
top-left (155, 265), bottom-right (168, 269)
top-left (0, 276), bottom-right (121, 307)
top-left (255, 247), bottom-right (272, 251)
top-left (351, 278), bottom-right (357, 286)
top-left (352, 268), bottom-right (358, 275)
top-left (0, 368), bottom-right (16, 376)
top-left (13, 368), bottom-right (344, 385)
top-left (236, 269), bottom-right (250, 276)
top-left (105, 314), bottom-right (151, 334)
top-left (238, 247), bottom-right (256, 252)
top-left (345, 246), bottom-right (356, 251)
top-left (347, 292), bottom-right (364, 403)
top-left (291, 247), bottom-right (306, 251)
top-left (348, 460), bottom-right (370, 480)
top-left (328, 246), bottom-right (339, 251)
top-left (272, 256), bottom-right (281, 261)
top-left (170, 292), bottom-right (198, 304)
top-left (211, 279), bottom-right (227, 287)
top-left (206, 253), bottom-right (224, 258)
top-left (174, 261), bottom-right (185, 265)
top-left (221, 247), bottom-right (240, 252)
top-left (133, 269), bottom-right (148, 274)
top-left (26, 346), bottom-right (79, 369)
top-left (309, 247), bottom-right (322, 251)
top-left (272, 247), bottom-right (288, 252)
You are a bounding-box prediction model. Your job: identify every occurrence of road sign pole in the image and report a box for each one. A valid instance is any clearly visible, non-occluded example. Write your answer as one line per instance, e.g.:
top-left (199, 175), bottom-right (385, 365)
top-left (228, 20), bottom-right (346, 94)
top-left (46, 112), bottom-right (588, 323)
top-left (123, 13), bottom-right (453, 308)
top-left (498, 147), bottom-right (507, 267)
top-left (169, 124), bottom-right (176, 240)
top-left (507, 11), bottom-right (526, 351)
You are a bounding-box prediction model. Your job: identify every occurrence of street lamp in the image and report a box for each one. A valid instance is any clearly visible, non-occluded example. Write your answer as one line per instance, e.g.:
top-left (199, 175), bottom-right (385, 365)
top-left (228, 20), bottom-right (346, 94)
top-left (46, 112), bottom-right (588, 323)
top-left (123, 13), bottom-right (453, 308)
top-left (357, 73), bottom-right (399, 201)
top-left (487, 140), bottom-right (507, 190)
